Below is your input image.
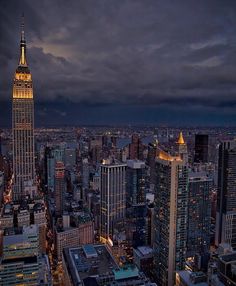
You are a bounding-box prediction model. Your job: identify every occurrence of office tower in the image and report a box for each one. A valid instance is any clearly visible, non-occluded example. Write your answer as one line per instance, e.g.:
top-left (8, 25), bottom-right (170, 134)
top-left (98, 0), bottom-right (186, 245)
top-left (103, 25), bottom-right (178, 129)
top-left (91, 172), bottom-right (100, 191)
top-left (187, 172), bottom-right (212, 260)
top-left (147, 140), bottom-right (159, 187)
top-left (217, 252), bottom-right (236, 285)
top-left (133, 246), bottom-right (154, 279)
top-left (90, 137), bottom-right (102, 164)
top-left (33, 201), bottom-right (47, 254)
top-left (64, 148), bottom-right (76, 168)
top-left (215, 141), bottom-right (236, 249)
top-left (154, 150), bottom-right (188, 286)
top-left (126, 160), bottom-right (146, 206)
top-left (12, 18), bottom-right (35, 202)
top-left (100, 162), bottom-right (126, 243)
top-left (147, 206), bottom-right (155, 247)
top-left (82, 158), bottom-right (89, 190)
top-left (176, 132), bottom-right (188, 164)
top-left (126, 204), bottom-right (147, 248)
top-left (55, 161), bottom-right (65, 216)
top-left (45, 146), bottom-right (64, 191)
top-left (129, 134), bottom-right (144, 160)
top-left (194, 134), bottom-right (209, 163)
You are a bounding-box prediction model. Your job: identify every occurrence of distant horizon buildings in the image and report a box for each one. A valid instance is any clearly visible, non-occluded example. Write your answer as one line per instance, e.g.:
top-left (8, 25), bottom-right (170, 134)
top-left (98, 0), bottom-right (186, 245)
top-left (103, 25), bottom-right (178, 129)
top-left (12, 18), bottom-right (35, 202)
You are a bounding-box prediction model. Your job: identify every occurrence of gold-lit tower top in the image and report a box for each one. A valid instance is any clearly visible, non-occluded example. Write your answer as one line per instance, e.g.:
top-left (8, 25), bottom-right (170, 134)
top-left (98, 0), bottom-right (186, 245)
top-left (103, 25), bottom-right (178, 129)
top-left (13, 14), bottom-right (33, 99)
top-left (177, 132), bottom-right (185, 145)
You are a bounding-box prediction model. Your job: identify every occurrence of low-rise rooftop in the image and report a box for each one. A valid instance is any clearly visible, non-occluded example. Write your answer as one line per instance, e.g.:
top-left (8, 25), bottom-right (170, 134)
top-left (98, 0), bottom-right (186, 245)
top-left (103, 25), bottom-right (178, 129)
top-left (176, 271), bottom-right (208, 286)
top-left (63, 244), bottom-right (118, 285)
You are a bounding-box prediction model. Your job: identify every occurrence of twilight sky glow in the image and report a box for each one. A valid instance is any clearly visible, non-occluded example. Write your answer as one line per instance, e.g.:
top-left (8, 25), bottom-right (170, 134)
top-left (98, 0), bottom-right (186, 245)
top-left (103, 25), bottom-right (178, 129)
top-left (1, 0), bottom-right (236, 126)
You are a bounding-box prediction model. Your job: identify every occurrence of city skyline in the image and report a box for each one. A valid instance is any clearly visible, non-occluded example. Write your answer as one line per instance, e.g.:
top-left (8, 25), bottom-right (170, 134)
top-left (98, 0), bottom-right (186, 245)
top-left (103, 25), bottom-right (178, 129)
top-left (1, 1), bottom-right (236, 126)
top-left (2, 4), bottom-right (236, 285)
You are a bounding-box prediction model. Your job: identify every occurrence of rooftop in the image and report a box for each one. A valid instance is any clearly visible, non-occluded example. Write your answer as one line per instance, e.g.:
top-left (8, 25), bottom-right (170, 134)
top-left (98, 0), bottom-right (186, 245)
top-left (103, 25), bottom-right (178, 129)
top-left (176, 271), bottom-right (208, 286)
top-left (189, 171), bottom-right (212, 182)
top-left (127, 160), bottom-right (145, 169)
top-left (158, 150), bottom-right (182, 162)
top-left (63, 244), bottom-right (118, 285)
top-left (113, 266), bottom-right (139, 281)
top-left (134, 246), bottom-right (153, 258)
top-left (220, 253), bottom-right (236, 263)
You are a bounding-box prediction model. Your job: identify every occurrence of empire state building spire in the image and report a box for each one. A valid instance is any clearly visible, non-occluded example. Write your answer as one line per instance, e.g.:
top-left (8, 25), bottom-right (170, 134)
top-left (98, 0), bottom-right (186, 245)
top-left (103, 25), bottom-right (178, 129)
top-left (19, 13), bottom-right (27, 66)
top-left (12, 15), bottom-right (35, 202)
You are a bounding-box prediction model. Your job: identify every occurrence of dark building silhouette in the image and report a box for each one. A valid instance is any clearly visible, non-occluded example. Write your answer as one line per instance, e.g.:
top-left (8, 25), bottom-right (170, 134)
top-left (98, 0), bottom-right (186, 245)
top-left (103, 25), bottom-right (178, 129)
top-left (147, 141), bottom-right (158, 187)
top-left (215, 141), bottom-right (236, 249)
top-left (129, 134), bottom-right (144, 160)
top-left (194, 134), bottom-right (209, 163)
top-left (126, 160), bottom-right (146, 206)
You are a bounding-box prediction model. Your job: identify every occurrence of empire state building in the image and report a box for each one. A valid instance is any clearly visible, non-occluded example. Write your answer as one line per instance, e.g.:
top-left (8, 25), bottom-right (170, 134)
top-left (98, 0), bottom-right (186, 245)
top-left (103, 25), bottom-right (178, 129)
top-left (12, 20), bottom-right (35, 202)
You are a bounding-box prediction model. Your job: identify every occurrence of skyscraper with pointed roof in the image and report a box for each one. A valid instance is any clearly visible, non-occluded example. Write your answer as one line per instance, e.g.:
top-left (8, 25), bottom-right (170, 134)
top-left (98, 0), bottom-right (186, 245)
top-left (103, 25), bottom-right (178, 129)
top-left (12, 16), bottom-right (35, 202)
top-left (176, 132), bottom-right (188, 164)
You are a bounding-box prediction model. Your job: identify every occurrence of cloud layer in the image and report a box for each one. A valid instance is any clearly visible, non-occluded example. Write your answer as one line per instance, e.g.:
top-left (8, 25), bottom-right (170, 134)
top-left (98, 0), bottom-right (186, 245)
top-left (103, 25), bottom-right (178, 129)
top-left (1, 0), bottom-right (236, 126)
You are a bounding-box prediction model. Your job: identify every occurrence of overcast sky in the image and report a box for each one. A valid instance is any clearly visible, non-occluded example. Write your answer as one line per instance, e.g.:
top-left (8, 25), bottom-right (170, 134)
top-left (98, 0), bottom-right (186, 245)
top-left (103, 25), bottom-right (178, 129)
top-left (1, 0), bottom-right (236, 126)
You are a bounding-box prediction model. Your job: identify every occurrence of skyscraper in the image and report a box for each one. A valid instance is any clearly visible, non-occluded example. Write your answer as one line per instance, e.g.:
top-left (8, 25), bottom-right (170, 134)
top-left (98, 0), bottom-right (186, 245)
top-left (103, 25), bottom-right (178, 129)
top-left (129, 134), bottom-right (144, 160)
top-left (126, 160), bottom-right (146, 206)
top-left (100, 162), bottom-right (126, 243)
top-left (154, 150), bottom-right (188, 286)
top-left (176, 132), bottom-right (188, 164)
top-left (215, 140), bottom-right (236, 249)
top-left (12, 18), bottom-right (35, 202)
top-left (55, 161), bottom-right (65, 216)
top-left (187, 172), bottom-right (212, 259)
top-left (194, 134), bottom-right (209, 163)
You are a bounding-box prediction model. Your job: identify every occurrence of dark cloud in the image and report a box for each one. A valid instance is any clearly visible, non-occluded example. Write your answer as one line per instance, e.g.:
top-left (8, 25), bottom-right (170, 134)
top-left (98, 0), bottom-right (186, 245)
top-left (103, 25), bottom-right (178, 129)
top-left (1, 0), bottom-right (236, 126)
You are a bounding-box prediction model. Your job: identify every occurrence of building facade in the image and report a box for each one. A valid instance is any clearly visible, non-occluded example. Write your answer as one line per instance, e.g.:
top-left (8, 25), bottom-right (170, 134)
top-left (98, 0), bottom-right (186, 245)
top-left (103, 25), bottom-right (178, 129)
top-left (153, 151), bottom-right (188, 286)
top-left (100, 162), bottom-right (126, 243)
top-left (54, 161), bottom-right (65, 216)
top-left (194, 134), bottom-right (209, 163)
top-left (187, 172), bottom-right (212, 259)
top-left (215, 140), bottom-right (236, 249)
top-left (126, 160), bottom-right (146, 206)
